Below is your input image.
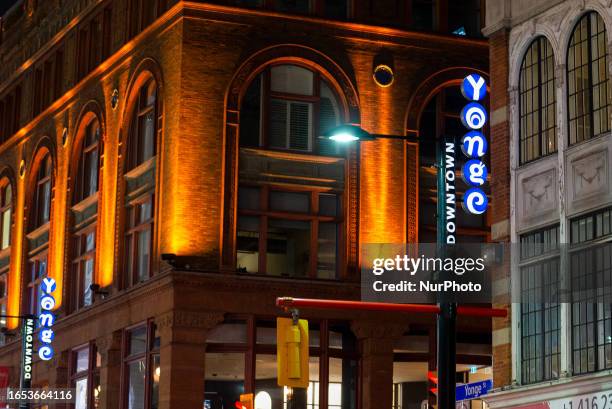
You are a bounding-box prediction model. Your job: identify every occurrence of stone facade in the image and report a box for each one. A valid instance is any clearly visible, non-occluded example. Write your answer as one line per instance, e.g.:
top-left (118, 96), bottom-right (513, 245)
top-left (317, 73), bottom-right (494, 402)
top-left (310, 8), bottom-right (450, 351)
top-left (485, 0), bottom-right (612, 408)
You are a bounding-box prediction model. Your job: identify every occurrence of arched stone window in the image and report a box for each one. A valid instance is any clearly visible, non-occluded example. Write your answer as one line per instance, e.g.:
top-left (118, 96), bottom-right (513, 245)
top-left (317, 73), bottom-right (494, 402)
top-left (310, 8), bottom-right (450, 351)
top-left (70, 113), bottom-right (102, 311)
top-left (519, 36), bottom-right (556, 164)
top-left (240, 64), bottom-right (343, 156)
top-left (567, 11), bottom-right (610, 145)
top-left (236, 63), bottom-right (348, 279)
top-left (25, 150), bottom-right (53, 316)
top-left (121, 74), bottom-right (161, 289)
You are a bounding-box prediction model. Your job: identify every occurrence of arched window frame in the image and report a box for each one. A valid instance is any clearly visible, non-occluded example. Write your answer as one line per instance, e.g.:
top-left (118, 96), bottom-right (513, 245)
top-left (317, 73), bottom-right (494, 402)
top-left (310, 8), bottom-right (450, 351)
top-left (236, 62), bottom-right (349, 279)
top-left (519, 36), bottom-right (557, 164)
top-left (240, 63), bottom-right (344, 156)
top-left (70, 113), bottom-right (103, 312)
top-left (567, 11), bottom-right (611, 146)
top-left (25, 150), bottom-right (54, 317)
top-left (120, 72), bottom-right (161, 290)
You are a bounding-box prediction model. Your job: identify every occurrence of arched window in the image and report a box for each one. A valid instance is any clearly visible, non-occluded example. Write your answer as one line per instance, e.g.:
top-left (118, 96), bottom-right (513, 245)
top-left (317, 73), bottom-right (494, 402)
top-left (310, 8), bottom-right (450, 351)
top-left (127, 78), bottom-right (157, 170)
top-left (26, 152), bottom-right (53, 316)
top-left (519, 37), bottom-right (556, 164)
top-left (123, 77), bottom-right (159, 288)
top-left (240, 64), bottom-right (343, 156)
top-left (71, 116), bottom-right (102, 311)
top-left (236, 64), bottom-right (346, 279)
top-left (567, 12), bottom-right (610, 145)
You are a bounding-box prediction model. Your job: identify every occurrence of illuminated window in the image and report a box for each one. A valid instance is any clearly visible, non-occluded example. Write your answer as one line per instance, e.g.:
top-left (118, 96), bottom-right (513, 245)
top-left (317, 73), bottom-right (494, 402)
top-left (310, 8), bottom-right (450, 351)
top-left (71, 343), bottom-right (101, 409)
top-left (519, 37), bottom-right (556, 164)
top-left (124, 195), bottom-right (154, 287)
top-left (0, 182), bottom-right (11, 250)
top-left (240, 64), bottom-right (343, 156)
top-left (236, 187), bottom-right (341, 279)
top-left (122, 323), bottom-right (160, 409)
top-left (567, 12), bottom-right (610, 145)
top-left (205, 318), bottom-right (357, 408)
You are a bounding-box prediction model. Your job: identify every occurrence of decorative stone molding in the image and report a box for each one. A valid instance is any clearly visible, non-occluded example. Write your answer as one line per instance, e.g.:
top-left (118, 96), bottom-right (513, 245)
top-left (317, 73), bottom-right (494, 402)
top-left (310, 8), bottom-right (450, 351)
top-left (565, 136), bottom-right (612, 216)
top-left (155, 310), bottom-right (224, 332)
top-left (516, 159), bottom-right (559, 231)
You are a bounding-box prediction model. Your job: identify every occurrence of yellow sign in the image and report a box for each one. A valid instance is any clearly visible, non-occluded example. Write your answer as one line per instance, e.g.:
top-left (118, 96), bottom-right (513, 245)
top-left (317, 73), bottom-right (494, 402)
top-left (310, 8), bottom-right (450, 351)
top-left (277, 317), bottom-right (309, 388)
top-left (238, 393), bottom-right (253, 409)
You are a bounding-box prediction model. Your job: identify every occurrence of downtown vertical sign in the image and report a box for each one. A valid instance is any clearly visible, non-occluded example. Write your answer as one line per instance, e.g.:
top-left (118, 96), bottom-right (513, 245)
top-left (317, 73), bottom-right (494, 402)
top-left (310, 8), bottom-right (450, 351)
top-left (442, 74), bottom-right (489, 244)
top-left (460, 74), bottom-right (488, 216)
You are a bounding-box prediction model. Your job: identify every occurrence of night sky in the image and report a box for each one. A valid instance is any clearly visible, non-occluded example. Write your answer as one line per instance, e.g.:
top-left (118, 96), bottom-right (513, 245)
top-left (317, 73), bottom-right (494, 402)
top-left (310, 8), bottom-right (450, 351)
top-left (0, 0), bottom-right (19, 16)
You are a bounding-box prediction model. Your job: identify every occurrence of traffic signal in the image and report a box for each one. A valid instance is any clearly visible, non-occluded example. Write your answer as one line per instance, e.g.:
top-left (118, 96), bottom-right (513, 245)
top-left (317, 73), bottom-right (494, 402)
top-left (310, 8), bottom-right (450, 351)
top-left (277, 317), bottom-right (309, 388)
top-left (235, 393), bottom-right (253, 409)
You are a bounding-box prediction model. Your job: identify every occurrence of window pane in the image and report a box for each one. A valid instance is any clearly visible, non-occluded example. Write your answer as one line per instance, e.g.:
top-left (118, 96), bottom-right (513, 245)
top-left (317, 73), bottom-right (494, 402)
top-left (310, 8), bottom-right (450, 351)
top-left (84, 148), bottom-right (99, 197)
top-left (289, 101), bottom-right (312, 151)
top-left (269, 99), bottom-right (288, 149)
top-left (128, 360), bottom-right (146, 409)
top-left (3, 184), bottom-right (11, 207)
top-left (151, 354), bottom-right (160, 409)
top-left (83, 258), bottom-right (94, 307)
top-left (139, 200), bottom-right (153, 223)
top-left (238, 187), bottom-right (260, 210)
top-left (269, 191), bottom-right (310, 213)
top-left (129, 327), bottom-right (147, 355)
top-left (266, 219), bottom-right (310, 277)
top-left (1, 208), bottom-right (10, 249)
top-left (318, 222), bottom-right (337, 279)
top-left (75, 377), bottom-right (88, 409)
top-left (42, 180), bottom-right (51, 224)
top-left (137, 228), bottom-right (151, 282)
top-left (319, 194), bottom-right (338, 216)
top-left (75, 348), bottom-right (90, 373)
top-left (237, 216), bottom-right (260, 273)
top-left (205, 352), bottom-right (245, 408)
top-left (141, 110), bottom-right (155, 161)
top-left (239, 75), bottom-right (262, 148)
top-left (270, 65), bottom-right (314, 95)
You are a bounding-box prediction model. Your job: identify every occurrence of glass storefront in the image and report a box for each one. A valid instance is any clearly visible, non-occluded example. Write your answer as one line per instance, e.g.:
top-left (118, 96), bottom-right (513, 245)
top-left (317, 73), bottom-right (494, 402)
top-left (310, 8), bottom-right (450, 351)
top-left (204, 317), bottom-right (357, 409)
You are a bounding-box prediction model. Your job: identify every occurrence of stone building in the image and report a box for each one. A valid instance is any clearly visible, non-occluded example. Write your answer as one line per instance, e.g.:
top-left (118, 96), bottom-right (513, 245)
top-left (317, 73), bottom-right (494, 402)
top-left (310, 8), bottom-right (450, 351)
top-left (485, 1), bottom-right (612, 409)
top-left (0, 0), bottom-right (490, 408)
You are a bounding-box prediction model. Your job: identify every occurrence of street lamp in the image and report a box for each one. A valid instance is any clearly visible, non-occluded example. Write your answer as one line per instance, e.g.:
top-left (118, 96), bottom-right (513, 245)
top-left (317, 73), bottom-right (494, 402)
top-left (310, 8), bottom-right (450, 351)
top-left (321, 124), bottom-right (419, 143)
top-left (324, 123), bottom-right (458, 409)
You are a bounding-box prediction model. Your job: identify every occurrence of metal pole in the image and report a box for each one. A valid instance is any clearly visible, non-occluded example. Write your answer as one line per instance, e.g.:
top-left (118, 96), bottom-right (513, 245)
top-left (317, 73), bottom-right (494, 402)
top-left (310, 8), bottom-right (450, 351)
top-left (436, 136), bottom-right (456, 409)
top-left (275, 298), bottom-right (507, 318)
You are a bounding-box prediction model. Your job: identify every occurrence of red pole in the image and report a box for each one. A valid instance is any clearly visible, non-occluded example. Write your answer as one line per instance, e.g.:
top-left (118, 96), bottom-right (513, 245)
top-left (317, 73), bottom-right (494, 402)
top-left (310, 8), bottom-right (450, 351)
top-left (276, 297), bottom-right (507, 318)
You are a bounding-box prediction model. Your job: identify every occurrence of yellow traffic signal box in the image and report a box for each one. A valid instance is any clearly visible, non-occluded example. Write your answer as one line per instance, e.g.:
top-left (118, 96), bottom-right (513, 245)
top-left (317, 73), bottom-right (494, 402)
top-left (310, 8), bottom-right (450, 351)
top-left (277, 317), bottom-right (309, 388)
top-left (237, 393), bottom-right (253, 409)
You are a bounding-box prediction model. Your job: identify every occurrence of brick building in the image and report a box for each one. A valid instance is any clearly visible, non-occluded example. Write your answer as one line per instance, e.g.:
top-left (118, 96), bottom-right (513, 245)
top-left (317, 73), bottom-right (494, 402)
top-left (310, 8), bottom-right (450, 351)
top-left (0, 0), bottom-right (490, 408)
top-left (484, 1), bottom-right (612, 409)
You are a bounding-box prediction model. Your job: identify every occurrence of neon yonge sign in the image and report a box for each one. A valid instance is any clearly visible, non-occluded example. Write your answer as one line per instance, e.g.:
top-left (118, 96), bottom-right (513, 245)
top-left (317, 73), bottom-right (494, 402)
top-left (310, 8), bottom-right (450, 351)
top-left (460, 74), bottom-right (489, 215)
top-left (38, 277), bottom-right (56, 361)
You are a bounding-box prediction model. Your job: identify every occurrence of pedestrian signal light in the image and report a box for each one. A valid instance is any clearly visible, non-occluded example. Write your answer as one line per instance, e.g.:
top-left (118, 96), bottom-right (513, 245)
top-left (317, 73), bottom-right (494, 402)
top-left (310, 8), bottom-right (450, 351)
top-left (277, 317), bottom-right (309, 388)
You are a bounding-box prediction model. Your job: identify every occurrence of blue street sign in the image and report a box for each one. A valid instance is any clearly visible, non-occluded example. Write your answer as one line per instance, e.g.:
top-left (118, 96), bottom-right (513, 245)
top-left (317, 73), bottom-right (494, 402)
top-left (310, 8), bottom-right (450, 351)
top-left (456, 379), bottom-right (493, 401)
